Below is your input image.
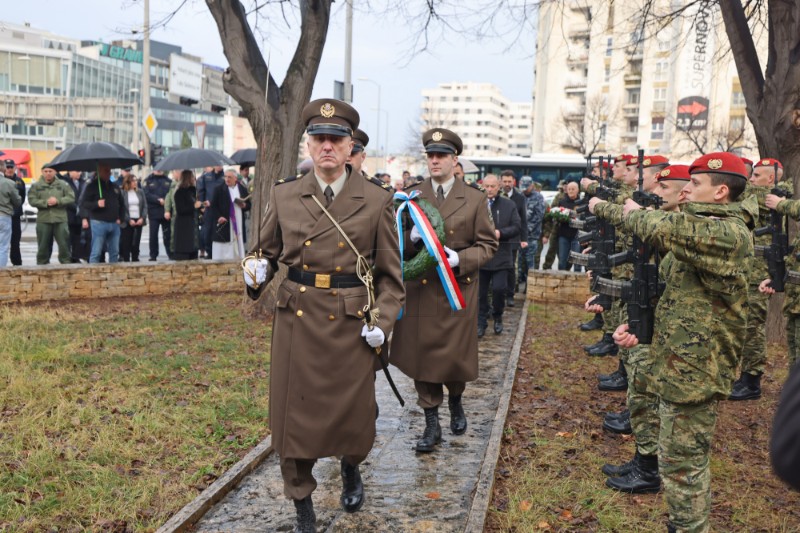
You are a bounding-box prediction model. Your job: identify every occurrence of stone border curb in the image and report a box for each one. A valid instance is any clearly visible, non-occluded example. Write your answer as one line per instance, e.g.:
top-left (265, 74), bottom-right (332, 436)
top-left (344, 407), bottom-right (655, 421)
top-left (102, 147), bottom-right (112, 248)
top-left (464, 302), bottom-right (529, 532)
top-left (156, 437), bottom-right (274, 533)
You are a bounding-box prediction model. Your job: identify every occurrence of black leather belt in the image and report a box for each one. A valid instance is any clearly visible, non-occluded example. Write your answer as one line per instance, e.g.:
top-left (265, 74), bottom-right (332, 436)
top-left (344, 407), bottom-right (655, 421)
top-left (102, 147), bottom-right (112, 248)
top-left (288, 267), bottom-right (362, 289)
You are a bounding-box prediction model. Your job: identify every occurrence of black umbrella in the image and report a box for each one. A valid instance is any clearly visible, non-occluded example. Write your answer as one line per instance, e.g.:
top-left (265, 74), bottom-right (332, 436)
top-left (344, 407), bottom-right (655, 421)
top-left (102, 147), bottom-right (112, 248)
top-left (154, 148), bottom-right (235, 172)
top-left (47, 142), bottom-right (142, 172)
top-left (230, 148), bottom-right (257, 168)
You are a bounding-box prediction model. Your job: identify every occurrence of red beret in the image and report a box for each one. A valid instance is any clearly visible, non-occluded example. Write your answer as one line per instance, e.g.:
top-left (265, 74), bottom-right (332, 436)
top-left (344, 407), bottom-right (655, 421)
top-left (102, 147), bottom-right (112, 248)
top-left (754, 158), bottom-right (783, 170)
top-left (740, 157), bottom-right (754, 166)
top-left (594, 161), bottom-right (611, 169)
top-left (642, 155), bottom-right (669, 168)
top-left (689, 152), bottom-right (748, 180)
top-left (656, 164), bottom-right (690, 182)
top-left (614, 154), bottom-right (632, 164)
top-left (625, 155), bottom-right (641, 167)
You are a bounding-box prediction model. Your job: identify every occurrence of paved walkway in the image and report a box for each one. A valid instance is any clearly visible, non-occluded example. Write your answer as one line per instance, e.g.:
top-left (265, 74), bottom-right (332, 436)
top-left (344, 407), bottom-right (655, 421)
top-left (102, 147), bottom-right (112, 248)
top-left (193, 302), bottom-right (524, 532)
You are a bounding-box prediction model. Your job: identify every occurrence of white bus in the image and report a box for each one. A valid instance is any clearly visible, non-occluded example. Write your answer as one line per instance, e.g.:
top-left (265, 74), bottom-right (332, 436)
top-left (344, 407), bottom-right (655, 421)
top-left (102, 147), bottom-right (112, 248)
top-left (464, 153), bottom-right (590, 192)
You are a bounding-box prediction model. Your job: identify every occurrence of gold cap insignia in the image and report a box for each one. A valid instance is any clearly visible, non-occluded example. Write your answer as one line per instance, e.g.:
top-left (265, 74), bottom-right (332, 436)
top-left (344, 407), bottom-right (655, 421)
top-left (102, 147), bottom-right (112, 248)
top-left (707, 159), bottom-right (723, 170)
top-left (320, 103), bottom-right (335, 118)
top-left (643, 158), bottom-right (651, 166)
top-left (432, 131), bottom-right (443, 142)
top-left (661, 169), bottom-right (670, 177)
top-left (761, 159), bottom-right (770, 165)
top-left (630, 157), bottom-right (638, 163)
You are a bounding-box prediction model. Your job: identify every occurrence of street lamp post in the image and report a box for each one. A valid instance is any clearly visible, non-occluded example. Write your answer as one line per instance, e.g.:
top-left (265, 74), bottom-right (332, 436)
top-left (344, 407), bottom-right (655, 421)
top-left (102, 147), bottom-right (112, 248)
top-left (358, 77), bottom-right (381, 158)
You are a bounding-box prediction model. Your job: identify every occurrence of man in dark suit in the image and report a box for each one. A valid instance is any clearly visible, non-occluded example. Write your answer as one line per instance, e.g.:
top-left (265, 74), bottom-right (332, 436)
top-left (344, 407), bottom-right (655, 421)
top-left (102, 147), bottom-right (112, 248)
top-left (771, 362), bottom-right (800, 491)
top-left (479, 173), bottom-right (521, 337)
top-left (500, 170), bottom-right (527, 307)
top-left (61, 170), bottom-right (89, 262)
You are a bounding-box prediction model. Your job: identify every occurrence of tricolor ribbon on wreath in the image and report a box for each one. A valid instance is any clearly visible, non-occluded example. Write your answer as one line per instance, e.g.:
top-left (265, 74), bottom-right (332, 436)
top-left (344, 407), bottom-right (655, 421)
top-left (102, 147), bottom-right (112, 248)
top-left (394, 190), bottom-right (466, 317)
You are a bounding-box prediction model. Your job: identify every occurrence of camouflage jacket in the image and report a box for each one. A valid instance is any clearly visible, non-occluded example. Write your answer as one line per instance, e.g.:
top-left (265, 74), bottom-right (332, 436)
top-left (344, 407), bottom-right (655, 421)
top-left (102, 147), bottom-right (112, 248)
top-left (525, 190), bottom-right (546, 242)
top-left (775, 196), bottom-right (800, 314)
top-left (595, 198), bottom-right (756, 403)
top-left (743, 181), bottom-right (793, 285)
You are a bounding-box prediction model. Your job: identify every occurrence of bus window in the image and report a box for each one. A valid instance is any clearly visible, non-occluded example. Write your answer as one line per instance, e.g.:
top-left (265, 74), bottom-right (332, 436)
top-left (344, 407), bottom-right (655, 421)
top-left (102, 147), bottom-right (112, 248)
top-left (532, 169), bottom-right (558, 191)
top-left (563, 170), bottom-right (583, 182)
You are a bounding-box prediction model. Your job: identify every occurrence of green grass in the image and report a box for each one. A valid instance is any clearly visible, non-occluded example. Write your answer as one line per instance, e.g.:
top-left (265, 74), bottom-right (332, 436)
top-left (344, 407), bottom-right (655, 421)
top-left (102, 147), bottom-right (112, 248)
top-left (0, 293), bottom-right (271, 531)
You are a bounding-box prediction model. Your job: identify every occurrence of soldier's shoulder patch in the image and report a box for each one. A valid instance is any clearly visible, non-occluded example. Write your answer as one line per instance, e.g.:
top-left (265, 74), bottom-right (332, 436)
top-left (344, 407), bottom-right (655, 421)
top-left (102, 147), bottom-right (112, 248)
top-left (467, 181), bottom-right (486, 193)
top-left (366, 175), bottom-right (393, 191)
top-left (276, 174), bottom-right (301, 185)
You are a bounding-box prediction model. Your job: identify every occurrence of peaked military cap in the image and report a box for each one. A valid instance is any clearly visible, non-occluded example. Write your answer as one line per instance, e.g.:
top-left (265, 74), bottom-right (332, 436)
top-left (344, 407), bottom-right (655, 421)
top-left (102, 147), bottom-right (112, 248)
top-left (690, 152), bottom-right (748, 180)
top-left (422, 128), bottom-right (463, 155)
top-left (655, 164), bottom-right (690, 182)
top-left (351, 129), bottom-right (369, 154)
top-left (302, 98), bottom-right (359, 137)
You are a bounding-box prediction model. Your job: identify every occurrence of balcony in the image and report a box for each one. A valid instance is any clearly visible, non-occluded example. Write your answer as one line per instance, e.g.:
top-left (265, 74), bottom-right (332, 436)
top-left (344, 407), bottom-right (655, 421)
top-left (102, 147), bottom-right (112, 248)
top-left (652, 101), bottom-right (666, 112)
top-left (563, 106), bottom-right (586, 119)
top-left (569, 25), bottom-right (590, 39)
top-left (567, 52), bottom-right (589, 66)
top-left (623, 104), bottom-right (640, 117)
top-left (564, 77), bottom-right (588, 92)
top-left (622, 131), bottom-right (639, 142)
top-left (624, 70), bottom-right (642, 83)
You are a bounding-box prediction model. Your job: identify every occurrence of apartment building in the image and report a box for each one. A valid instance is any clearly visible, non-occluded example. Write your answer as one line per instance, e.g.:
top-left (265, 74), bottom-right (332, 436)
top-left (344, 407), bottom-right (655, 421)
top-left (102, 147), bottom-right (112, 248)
top-left (532, 0), bottom-right (767, 158)
top-left (420, 82), bottom-right (533, 157)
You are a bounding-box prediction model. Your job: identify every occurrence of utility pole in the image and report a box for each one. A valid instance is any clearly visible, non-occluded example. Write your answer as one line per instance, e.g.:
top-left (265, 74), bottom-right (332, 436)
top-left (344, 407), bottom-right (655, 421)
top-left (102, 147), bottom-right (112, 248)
top-left (344, 0), bottom-right (353, 102)
top-left (142, 0), bottom-right (151, 169)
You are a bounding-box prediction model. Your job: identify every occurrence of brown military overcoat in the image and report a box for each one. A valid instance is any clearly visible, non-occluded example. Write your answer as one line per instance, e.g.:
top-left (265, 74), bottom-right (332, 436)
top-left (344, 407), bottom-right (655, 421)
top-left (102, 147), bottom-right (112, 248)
top-left (389, 177), bottom-right (498, 383)
top-left (250, 166), bottom-right (405, 460)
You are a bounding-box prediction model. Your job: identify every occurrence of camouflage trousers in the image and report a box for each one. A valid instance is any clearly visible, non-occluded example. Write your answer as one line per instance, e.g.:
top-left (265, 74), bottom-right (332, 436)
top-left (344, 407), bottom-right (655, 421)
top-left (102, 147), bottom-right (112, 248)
top-left (603, 300), bottom-right (623, 336)
top-left (741, 285), bottom-right (768, 375)
top-left (658, 398), bottom-right (719, 533)
top-left (785, 313), bottom-right (800, 368)
top-left (624, 345), bottom-right (659, 456)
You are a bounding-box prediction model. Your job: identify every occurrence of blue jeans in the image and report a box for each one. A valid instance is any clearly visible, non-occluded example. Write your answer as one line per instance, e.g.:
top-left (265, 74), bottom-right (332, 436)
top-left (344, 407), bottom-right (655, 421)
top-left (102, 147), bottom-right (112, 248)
top-left (558, 236), bottom-right (584, 272)
top-left (0, 215), bottom-right (10, 267)
top-left (522, 240), bottom-right (539, 275)
top-left (90, 220), bottom-right (121, 263)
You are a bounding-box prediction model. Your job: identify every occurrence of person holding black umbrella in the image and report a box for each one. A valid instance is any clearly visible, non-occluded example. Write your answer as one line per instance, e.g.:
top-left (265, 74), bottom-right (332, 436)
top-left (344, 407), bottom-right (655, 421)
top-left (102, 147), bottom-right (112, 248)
top-left (3, 160), bottom-right (26, 266)
top-left (197, 166), bottom-right (224, 259)
top-left (80, 163), bottom-right (127, 263)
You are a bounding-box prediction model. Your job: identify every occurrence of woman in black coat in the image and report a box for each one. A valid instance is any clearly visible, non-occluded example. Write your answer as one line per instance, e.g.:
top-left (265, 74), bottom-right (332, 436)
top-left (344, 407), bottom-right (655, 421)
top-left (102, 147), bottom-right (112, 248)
top-left (170, 170), bottom-right (201, 260)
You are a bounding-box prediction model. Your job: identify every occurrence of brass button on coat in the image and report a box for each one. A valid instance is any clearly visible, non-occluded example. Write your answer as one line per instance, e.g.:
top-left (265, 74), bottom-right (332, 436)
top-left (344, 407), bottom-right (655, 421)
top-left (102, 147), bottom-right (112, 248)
top-left (357, 310), bottom-right (364, 318)
top-left (335, 266), bottom-right (342, 272)
top-left (296, 310), bottom-right (304, 317)
top-left (303, 264), bottom-right (309, 271)
top-left (328, 314), bottom-right (335, 320)
top-left (299, 286), bottom-right (306, 293)
top-left (304, 240), bottom-right (312, 247)
top-left (422, 279), bottom-right (428, 285)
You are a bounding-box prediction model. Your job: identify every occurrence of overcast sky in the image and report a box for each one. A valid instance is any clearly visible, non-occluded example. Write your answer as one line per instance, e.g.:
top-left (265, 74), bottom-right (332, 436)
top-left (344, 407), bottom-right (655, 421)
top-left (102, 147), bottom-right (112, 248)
top-left (8, 0), bottom-right (537, 153)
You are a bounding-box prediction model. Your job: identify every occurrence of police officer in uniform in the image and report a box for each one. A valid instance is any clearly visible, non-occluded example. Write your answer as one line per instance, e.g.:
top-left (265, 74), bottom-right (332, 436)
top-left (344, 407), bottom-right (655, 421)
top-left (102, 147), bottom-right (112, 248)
top-left (243, 99), bottom-right (405, 532)
top-left (390, 128), bottom-right (497, 453)
top-left (349, 128), bottom-right (370, 177)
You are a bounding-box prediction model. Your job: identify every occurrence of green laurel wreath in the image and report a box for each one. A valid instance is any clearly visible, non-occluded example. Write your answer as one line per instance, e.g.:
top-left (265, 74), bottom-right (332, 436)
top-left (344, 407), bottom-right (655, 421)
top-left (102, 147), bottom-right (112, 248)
top-left (395, 198), bottom-right (447, 280)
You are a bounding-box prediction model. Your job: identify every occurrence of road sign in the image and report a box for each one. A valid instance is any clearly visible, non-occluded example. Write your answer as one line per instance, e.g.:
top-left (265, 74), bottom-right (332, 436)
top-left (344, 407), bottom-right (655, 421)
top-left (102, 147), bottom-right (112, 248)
top-left (194, 121), bottom-right (207, 149)
top-left (143, 109), bottom-right (158, 140)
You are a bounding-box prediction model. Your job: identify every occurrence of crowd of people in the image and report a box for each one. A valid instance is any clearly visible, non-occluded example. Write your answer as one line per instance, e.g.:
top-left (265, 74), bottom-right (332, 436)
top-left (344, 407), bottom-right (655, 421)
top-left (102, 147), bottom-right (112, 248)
top-left (0, 159), bottom-right (253, 267)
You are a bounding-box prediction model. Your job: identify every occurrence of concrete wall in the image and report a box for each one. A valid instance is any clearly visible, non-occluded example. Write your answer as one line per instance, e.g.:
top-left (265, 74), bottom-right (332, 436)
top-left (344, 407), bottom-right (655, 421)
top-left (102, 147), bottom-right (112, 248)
top-left (526, 270), bottom-right (591, 305)
top-left (0, 261), bottom-right (241, 304)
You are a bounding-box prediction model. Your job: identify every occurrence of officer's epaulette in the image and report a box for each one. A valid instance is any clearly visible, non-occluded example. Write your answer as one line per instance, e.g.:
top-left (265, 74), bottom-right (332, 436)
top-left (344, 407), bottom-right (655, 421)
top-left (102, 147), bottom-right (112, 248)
top-left (366, 175), bottom-right (393, 191)
top-left (467, 181), bottom-right (486, 192)
top-left (276, 174), bottom-right (302, 185)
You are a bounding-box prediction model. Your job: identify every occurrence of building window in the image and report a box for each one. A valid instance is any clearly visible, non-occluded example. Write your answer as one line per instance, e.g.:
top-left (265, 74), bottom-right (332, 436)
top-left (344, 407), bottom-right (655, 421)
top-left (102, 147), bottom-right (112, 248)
top-left (627, 119), bottom-right (639, 136)
top-left (730, 116), bottom-right (745, 131)
top-left (731, 90), bottom-right (746, 107)
top-left (653, 87), bottom-right (667, 101)
top-left (654, 60), bottom-right (669, 81)
top-left (651, 117), bottom-right (665, 139)
top-left (626, 89), bottom-right (640, 105)
top-left (606, 37), bottom-right (613, 56)
top-left (604, 65), bottom-right (611, 82)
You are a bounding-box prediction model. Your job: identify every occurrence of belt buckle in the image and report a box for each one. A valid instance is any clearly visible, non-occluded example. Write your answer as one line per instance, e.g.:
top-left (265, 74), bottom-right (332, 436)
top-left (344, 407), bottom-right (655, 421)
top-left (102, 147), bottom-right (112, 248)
top-left (315, 273), bottom-right (331, 289)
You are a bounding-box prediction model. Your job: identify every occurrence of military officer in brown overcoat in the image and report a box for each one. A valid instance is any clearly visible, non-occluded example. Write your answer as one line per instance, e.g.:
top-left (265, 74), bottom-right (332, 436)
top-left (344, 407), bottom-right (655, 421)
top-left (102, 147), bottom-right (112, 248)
top-left (390, 128), bottom-right (497, 453)
top-left (349, 128), bottom-right (369, 177)
top-left (244, 99), bottom-right (404, 532)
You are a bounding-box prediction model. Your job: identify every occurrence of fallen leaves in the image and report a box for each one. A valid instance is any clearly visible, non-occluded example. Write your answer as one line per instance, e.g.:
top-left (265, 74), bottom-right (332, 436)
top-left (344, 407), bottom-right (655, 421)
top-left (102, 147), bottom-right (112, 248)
top-left (555, 431), bottom-right (574, 438)
top-left (519, 500), bottom-right (532, 511)
top-left (425, 491), bottom-right (441, 500)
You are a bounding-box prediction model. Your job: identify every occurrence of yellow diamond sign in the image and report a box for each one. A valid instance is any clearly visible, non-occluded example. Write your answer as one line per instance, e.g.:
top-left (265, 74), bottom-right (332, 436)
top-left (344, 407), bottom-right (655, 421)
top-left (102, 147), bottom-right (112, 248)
top-left (143, 109), bottom-right (158, 140)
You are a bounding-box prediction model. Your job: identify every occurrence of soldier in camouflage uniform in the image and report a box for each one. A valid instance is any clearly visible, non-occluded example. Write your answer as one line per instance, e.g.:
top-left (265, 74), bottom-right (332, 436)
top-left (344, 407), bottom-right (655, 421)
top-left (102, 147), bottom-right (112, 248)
top-left (730, 159), bottom-right (789, 400)
top-left (760, 183), bottom-right (800, 367)
top-left (594, 165), bottom-right (689, 493)
top-left (590, 152), bottom-right (756, 533)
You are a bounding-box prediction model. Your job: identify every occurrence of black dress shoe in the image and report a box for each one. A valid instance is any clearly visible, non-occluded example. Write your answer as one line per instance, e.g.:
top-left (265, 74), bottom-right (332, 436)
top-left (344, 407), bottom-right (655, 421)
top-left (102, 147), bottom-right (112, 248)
top-left (606, 454), bottom-right (661, 493)
top-left (415, 407), bottom-right (442, 453)
top-left (598, 373), bottom-right (628, 391)
top-left (340, 458), bottom-right (365, 513)
top-left (448, 395), bottom-right (467, 435)
top-left (728, 372), bottom-right (762, 401)
top-left (603, 410), bottom-right (632, 434)
top-left (506, 296), bottom-right (516, 307)
top-left (293, 496), bottom-right (316, 533)
top-left (148, 257), bottom-right (157, 262)
top-left (494, 317), bottom-right (504, 334)
top-left (602, 451), bottom-right (641, 477)
top-left (579, 313), bottom-right (605, 331)
top-left (477, 324), bottom-right (487, 338)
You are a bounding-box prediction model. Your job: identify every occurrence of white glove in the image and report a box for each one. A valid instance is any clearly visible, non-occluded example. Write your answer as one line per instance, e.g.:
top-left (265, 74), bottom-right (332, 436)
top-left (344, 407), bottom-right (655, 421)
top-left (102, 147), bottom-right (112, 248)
top-left (243, 257), bottom-right (269, 288)
top-left (443, 246), bottom-right (460, 268)
top-left (410, 225), bottom-right (422, 243)
top-left (361, 324), bottom-right (386, 348)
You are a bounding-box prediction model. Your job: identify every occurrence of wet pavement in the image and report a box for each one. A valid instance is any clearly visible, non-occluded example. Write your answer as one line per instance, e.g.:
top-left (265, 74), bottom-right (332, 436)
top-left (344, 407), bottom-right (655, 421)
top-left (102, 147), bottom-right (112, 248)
top-left (193, 302), bottom-right (524, 532)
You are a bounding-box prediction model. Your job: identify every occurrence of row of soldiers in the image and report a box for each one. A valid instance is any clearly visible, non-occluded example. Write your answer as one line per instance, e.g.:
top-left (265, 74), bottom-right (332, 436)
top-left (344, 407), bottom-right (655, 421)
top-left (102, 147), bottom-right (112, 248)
top-left (572, 149), bottom-right (797, 533)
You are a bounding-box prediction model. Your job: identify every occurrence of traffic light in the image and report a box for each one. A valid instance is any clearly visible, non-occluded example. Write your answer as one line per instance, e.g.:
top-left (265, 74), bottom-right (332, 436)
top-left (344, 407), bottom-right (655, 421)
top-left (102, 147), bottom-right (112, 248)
top-left (151, 144), bottom-right (164, 161)
top-left (137, 148), bottom-right (145, 160)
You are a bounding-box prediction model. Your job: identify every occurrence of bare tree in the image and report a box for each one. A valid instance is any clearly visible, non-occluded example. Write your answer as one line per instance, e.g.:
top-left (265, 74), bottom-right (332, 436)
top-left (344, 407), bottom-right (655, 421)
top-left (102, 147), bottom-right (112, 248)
top-left (671, 115), bottom-right (756, 157)
top-left (553, 94), bottom-right (619, 157)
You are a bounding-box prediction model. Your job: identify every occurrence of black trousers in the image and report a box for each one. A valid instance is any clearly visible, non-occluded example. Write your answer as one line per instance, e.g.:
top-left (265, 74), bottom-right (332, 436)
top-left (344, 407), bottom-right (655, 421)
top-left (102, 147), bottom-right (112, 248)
top-left (10, 214), bottom-right (21, 265)
top-left (201, 215), bottom-right (214, 257)
top-left (120, 225), bottom-right (143, 261)
top-left (148, 217), bottom-right (171, 260)
top-left (506, 249), bottom-right (519, 297)
top-left (479, 269), bottom-right (507, 325)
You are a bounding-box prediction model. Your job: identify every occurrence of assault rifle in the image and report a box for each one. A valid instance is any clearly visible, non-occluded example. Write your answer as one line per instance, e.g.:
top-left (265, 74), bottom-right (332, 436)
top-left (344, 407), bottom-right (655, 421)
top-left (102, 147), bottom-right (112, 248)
top-left (593, 149), bottom-right (664, 344)
top-left (753, 165), bottom-right (793, 292)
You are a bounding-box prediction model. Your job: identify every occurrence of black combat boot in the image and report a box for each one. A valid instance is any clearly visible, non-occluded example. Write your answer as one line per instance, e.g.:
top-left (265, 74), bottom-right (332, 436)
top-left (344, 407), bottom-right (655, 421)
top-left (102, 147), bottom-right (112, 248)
top-left (603, 409), bottom-right (632, 434)
top-left (587, 333), bottom-right (619, 356)
top-left (606, 453), bottom-right (661, 493)
top-left (506, 295), bottom-right (516, 307)
top-left (728, 372), bottom-right (762, 401)
top-left (580, 313), bottom-right (605, 331)
top-left (448, 395), bottom-right (467, 435)
top-left (598, 360), bottom-right (628, 391)
top-left (583, 334), bottom-right (607, 353)
top-left (340, 458), bottom-right (365, 513)
top-left (598, 359), bottom-right (627, 381)
top-left (293, 496), bottom-right (316, 533)
top-left (602, 450), bottom-right (641, 477)
top-left (415, 407), bottom-right (442, 453)
top-left (494, 316), bottom-right (504, 334)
